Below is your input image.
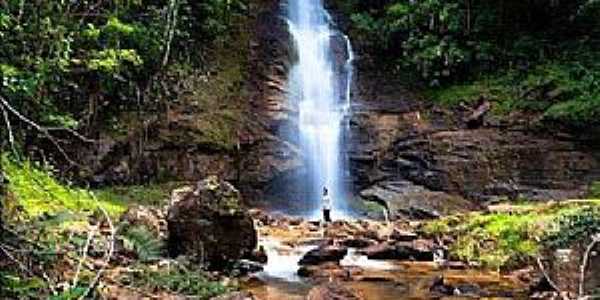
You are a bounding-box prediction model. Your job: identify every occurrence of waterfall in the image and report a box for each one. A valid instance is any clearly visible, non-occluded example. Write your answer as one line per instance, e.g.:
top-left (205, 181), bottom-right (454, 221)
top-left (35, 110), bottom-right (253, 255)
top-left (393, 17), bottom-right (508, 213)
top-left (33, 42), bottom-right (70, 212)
top-left (286, 0), bottom-right (354, 218)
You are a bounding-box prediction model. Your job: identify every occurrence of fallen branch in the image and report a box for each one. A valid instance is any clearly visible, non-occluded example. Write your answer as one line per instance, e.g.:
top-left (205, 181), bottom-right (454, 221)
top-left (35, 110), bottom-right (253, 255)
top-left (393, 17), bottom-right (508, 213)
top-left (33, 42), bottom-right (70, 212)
top-left (78, 196), bottom-right (115, 300)
top-left (536, 255), bottom-right (570, 300)
top-left (72, 225), bottom-right (97, 288)
top-left (579, 233), bottom-right (600, 298)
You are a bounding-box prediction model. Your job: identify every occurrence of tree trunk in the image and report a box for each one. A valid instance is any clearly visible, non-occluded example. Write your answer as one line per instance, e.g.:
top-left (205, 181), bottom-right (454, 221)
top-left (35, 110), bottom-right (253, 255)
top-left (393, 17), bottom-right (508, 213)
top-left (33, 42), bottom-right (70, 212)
top-left (162, 0), bottom-right (179, 68)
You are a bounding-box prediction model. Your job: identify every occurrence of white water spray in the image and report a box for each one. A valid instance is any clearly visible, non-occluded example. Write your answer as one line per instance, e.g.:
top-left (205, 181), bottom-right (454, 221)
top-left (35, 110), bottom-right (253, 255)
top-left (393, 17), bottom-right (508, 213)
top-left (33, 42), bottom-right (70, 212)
top-left (286, 0), bottom-right (354, 217)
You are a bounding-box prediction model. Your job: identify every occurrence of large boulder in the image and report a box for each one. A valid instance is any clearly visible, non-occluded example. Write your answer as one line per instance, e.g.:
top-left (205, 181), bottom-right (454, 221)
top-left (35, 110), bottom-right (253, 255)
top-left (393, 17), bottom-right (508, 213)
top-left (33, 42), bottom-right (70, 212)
top-left (299, 244), bottom-right (348, 265)
top-left (359, 240), bottom-right (434, 261)
top-left (167, 176), bottom-right (257, 269)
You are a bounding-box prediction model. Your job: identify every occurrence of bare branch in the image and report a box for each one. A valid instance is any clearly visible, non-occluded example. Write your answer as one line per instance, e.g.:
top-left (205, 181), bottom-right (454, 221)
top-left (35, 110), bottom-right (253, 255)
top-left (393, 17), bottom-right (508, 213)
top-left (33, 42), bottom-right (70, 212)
top-left (0, 96), bottom-right (80, 165)
top-left (79, 195), bottom-right (115, 300)
top-left (46, 127), bottom-right (96, 144)
top-left (0, 243), bottom-right (57, 294)
top-left (579, 234), bottom-right (600, 298)
top-left (536, 256), bottom-right (570, 300)
top-left (0, 101), bottom-right (17, 156)
top-left (72, 226), bottom-right (97, 288)
top-left (0, 243), bottom-right (34, 276)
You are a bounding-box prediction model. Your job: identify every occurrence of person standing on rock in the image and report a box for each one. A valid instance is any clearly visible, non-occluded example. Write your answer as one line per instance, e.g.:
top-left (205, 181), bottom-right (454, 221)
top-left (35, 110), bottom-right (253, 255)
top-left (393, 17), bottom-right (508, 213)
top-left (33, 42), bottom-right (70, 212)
top-left (322, 187), bottom-right (332, 224)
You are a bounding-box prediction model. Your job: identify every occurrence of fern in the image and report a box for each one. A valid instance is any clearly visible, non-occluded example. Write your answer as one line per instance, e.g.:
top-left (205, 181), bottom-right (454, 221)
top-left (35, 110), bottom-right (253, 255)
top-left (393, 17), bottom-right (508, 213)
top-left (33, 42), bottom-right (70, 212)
top-left (122, 226), bottom-right (163, 262)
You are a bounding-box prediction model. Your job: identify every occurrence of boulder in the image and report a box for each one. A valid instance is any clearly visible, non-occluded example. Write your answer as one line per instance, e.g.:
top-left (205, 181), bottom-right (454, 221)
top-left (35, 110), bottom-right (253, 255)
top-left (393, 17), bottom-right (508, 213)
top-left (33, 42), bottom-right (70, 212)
top-left (390, 229), bottom-right (418, 242)
top-left (299, 245), bottom-right (348, 265)
top-left (359, 181), bottom-right (473, 220)
top-left (360, 241), bottom-right (434, 261)
top-left (359, 243), bottom-right (398, 260)
top-left (464, 100), bottom-right (491, 129)
top-left (247, 246), bottom-right (268, 264)
top-left (167, 176), bottom-right (257, 269)
top-left (340, 237), bottom-right (376, 249)
top-left (307, 282), bottom-right (364, 300)
top-left (120, 205), bottom-right (166, 237)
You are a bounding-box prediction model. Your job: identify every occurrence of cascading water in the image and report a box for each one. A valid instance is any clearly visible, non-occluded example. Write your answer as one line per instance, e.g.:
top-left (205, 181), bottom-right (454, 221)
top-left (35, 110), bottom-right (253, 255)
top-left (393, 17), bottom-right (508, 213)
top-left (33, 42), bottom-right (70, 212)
top-left (286, 0), bottom-right (354, 218)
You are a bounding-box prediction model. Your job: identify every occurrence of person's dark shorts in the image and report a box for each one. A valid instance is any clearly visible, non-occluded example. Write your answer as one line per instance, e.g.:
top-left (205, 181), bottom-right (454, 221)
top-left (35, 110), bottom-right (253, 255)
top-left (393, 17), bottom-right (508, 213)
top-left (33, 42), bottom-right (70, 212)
top-left (323, 209), bottom-right (331, 223)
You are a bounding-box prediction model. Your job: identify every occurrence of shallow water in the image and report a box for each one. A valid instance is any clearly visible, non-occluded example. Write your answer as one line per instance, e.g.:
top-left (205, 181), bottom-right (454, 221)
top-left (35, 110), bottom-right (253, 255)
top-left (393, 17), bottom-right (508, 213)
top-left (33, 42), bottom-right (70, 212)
top-left (246, 236), bottom-right (528, 299)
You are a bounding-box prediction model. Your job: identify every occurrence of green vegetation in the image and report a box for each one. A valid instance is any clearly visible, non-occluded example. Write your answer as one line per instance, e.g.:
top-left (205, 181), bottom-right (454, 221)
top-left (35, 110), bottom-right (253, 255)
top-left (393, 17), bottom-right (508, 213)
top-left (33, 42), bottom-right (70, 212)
top-left (121, 225), bottom-right (164, 262)
top-left (588, 181), bottom-right (600, 198)
top-left (544, 206), bottom-right (600, 249)
top-left (126, 263), bottom-right (231, 299)
top-left (426, 58), bottom-right (600, 124)
top-left (1, 157), bottom-right (230, 299)
top-left (330, 0), bottom-right (600, 125)
top-left (2, 155), bottom-right (126, 219)
top-left (0, 0), bottom-right (247, 156)
top-left (424, 201), bottom-right (600, 269)
top-left (95, 183), bottom-right (176, 208)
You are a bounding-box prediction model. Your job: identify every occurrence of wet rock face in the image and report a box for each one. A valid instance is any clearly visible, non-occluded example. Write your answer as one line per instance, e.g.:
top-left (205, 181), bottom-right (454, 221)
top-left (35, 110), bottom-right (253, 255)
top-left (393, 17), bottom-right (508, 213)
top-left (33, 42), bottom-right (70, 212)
top-left (167, 177), bottom-right (257, 269)
top-left (348, 99), bottom-right (600, 217)
top-left (359, 180), bottom-right (475, 220)
top-left (390, 129), bottom-right (600, 202)
top-left (235, 0), bottom-right (307, 204)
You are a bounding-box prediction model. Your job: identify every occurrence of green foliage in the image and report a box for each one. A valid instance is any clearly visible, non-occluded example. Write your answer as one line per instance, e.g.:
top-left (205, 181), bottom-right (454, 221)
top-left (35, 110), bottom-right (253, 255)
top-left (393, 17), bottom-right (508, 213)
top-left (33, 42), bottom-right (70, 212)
top-left (589, 181), bottom-right (600, 198)
top-left (96, 183), bottom-right (174, 207)
top-left (48, 287), bottom-right (89, 300)
top-left (426, 211), bottom-right (544, 269)
top-left (426, 51), bottom-right (600, 125)
top-left (0, 0), bottom-right (247, 154)
top-left (424, 201), bottom-right (600, 269)
top-left (0, 272), bottom-right (47, 299)
top-left (86, 49), bottom-right (143, 73)
top-left (544, 206), bottom-right (600, 249)
top-left (335, 0), bottom-right (599, 86)
top-left (1, 155), bottom-right (126, 219)
top-left (121, 225), bottom-right (164, 262)
top-left (126, 263), bottom-right (231, 299)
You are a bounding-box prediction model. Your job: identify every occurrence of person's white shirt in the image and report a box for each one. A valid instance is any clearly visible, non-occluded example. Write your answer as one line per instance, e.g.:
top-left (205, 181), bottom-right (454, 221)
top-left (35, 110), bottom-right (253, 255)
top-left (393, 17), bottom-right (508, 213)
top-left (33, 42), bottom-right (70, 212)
top-left (322, 194), bottom-right (332, 210)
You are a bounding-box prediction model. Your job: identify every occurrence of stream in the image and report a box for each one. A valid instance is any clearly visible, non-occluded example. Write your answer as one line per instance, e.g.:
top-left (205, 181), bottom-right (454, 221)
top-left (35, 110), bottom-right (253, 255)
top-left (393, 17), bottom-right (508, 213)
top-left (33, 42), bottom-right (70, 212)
top-left (241, 216), bottom-right (529, 299)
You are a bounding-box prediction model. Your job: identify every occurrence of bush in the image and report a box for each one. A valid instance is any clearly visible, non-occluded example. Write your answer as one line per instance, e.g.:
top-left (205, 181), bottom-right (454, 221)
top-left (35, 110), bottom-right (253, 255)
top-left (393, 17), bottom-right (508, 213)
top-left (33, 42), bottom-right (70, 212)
top-left (543, 206), bottom-right (600, 249)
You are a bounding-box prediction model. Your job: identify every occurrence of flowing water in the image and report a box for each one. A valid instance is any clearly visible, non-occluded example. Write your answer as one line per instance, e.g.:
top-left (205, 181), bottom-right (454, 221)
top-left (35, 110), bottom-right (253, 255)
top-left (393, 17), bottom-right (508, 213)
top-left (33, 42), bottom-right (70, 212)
top-left (248, 234), bottom-right (527, 299)
top-left (286, 0), bottom-right (353, 218)
top-left (247, 2), bottom-right (529, 299)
